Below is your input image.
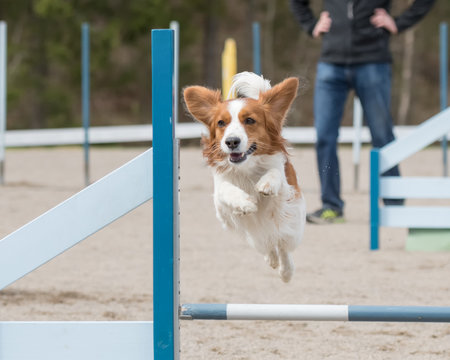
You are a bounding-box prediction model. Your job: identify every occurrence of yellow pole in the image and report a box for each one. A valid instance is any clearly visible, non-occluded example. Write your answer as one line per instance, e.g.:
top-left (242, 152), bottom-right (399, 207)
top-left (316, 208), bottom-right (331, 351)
top-left (222, 38), bottom-right (237, 99)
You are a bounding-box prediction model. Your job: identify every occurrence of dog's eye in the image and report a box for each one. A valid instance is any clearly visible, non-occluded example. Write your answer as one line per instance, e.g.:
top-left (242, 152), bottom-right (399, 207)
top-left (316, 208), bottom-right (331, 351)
top-left (217, 120), bottom-right (226, 128)
top-left (245, 117), bottom-right (256, 125)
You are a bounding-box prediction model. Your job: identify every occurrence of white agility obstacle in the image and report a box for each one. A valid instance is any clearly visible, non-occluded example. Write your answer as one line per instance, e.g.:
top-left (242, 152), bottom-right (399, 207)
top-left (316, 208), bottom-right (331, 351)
top-left (370, 106), bottom-right (450, 250)
top-left (1, 29), bottom-right (450, 360)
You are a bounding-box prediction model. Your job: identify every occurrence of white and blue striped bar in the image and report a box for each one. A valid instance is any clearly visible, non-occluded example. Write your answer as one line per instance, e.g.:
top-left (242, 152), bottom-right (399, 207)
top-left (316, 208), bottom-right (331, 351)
top-left (181, 304), bottom-right (450, 323)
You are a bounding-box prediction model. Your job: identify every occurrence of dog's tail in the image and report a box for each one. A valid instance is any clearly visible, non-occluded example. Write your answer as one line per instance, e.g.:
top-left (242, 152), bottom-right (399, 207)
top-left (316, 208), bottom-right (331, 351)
top-left (227, 71), bottom-right (271, 100)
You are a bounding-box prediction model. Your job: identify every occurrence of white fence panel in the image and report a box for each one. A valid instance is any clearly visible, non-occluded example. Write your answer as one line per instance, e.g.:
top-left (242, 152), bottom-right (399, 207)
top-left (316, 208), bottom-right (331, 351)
top-left (380, 206), bottom-right (450, 228)
top-left (0, 148), bottom-right (153, 290)
top-left (0, 321), bottom-right (153, 360)
top-left (380, 177), bottom-right (450, 199)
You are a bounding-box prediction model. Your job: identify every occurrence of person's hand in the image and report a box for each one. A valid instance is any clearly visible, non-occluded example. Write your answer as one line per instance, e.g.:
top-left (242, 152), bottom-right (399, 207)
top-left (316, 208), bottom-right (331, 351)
top-left (370, 8), bottom-right (398, 34)
top-left (313, 11), bottom-right (332, 38)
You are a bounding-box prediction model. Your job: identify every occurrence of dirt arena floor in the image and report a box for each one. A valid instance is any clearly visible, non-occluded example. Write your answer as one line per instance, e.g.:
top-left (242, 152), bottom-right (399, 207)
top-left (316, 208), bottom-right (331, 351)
top-left (0, 145), bottom-right (449, 359)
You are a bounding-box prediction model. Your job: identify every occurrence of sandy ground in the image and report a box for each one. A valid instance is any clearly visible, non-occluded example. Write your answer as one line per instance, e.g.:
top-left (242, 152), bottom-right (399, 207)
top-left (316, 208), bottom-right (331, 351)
top-left (0, 145), bottom-right (449, 359)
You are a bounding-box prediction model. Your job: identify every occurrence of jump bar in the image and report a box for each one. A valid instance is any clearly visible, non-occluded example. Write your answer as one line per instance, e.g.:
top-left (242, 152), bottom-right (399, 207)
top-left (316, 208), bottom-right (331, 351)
top-left (180, 304), bottom-right (450, 323)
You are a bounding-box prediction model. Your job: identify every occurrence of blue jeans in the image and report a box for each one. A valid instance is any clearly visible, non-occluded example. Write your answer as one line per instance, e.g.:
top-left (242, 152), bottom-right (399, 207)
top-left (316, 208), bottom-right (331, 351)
top-left (314, 62), bottom-right (400, 211)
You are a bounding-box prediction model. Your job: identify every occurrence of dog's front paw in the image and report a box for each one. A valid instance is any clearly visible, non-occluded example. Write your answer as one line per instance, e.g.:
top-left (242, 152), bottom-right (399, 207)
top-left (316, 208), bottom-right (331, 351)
top-left (256, 170), bottom-right (282, 196)
top-left (232, 195), bottom-right (257, 216)
top-left (256, 179), bottom-right (278, 196)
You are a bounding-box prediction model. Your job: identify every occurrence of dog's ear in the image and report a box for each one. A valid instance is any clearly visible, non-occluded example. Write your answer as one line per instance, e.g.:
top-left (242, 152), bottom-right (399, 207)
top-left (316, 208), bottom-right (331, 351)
top-left (259, 77), bottom-right (298, 126)
top-left (183, 86), bottom-right (222, 126)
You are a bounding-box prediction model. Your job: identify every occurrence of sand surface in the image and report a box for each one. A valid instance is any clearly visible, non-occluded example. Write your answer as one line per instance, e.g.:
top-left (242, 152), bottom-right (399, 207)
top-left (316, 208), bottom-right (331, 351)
top-left (0, 145), bottom-right (449, 359)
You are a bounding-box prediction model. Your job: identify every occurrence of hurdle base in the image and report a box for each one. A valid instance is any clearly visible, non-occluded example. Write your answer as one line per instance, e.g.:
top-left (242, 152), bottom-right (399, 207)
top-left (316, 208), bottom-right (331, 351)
top-left (406, 228), bottom-right (450, 252)
top-left (0, 321), bottom-right (153, 360)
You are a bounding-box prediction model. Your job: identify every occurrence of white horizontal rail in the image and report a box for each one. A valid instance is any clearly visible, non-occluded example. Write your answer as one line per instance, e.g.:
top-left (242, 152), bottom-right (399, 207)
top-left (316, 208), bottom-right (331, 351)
top-left (0, 321), bottom-right (153, 360)
top-left (227, 304), bottom-right (348, 321)
top-left (380, 206), bottom-right (450, 228)
top-left (380, 177), bottom-right (450, 199)
top-left (4, 125), bottom-right (449, 147)
top-left (379, 107), bottom-right (450, 174)
top-left (4, 124), bottom-right (205, 147)
top-left (0, 148), bottom-right (153, 290)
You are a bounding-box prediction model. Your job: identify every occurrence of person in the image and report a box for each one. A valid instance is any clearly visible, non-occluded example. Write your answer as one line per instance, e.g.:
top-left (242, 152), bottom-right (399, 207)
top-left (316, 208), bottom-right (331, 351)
top-left (290, 0), bottom-right (436, 224)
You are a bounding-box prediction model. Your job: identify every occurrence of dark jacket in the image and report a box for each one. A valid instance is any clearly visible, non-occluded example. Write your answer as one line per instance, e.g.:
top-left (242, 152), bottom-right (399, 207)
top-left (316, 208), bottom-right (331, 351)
top-left (290, 0), bottom-right (435, 64)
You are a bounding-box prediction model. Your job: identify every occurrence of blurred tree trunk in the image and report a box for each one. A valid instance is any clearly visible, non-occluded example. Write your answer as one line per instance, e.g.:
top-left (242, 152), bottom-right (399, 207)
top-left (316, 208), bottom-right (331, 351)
top-left (202, 1), bottom-right (219, 87)
top-left (244, 0), bottom-right (256, 71)
top-left (31, 19), bottom-right (49, 129)
top-left (263, 0), bottom-right (276, 78)
top-left (247, 0), bottom-right (256, 22)
top-left (9, 19), bottom-right (25, 76)
top-left (397, 1), bottom-right (415, 125)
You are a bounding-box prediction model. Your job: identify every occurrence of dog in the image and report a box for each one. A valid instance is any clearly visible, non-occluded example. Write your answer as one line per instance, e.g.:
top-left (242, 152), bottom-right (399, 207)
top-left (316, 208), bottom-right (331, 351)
top-left (183, 72), bottom-right (306, 282)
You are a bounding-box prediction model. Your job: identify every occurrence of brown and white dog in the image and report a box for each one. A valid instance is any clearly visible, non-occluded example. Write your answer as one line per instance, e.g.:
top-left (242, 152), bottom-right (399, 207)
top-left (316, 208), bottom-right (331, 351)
top-left (183, 72), bottom-right (305, 282)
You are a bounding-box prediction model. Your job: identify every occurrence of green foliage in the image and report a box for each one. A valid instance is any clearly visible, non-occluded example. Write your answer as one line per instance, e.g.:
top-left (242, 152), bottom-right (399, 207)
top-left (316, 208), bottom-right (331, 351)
top-left (2, 0), bottom-right (449, 129)
top-left (33, 0), bottom-right (73, 18)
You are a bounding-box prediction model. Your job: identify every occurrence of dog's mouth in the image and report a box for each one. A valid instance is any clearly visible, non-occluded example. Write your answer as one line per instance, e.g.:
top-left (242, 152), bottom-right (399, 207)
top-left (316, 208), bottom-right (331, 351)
top-left (229, 143), bottom-right (257, 163)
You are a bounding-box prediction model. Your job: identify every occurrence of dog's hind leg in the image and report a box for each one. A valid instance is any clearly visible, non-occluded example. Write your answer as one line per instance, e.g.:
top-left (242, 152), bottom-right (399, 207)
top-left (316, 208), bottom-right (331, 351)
top-left (278, 247), bottom-right (294, 283)
top-left (264, 247), bottom-right (279, 269)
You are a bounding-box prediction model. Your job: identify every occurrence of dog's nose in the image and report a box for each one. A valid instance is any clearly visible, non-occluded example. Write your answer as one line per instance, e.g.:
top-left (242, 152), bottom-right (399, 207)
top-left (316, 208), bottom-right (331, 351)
top-left (225, 137), bottom-right (241, 150)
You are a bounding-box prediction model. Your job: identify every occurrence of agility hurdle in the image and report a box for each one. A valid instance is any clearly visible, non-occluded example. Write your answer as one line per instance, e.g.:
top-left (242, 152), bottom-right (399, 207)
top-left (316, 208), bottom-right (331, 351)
top-left (149, 28), bottom-right (450, 360)
top-left (0, 29), bottom-right (177, 360)
top-left (1, 29), bottom-right (450, 360)
top-left (370, 106), bottom-right (450, 250)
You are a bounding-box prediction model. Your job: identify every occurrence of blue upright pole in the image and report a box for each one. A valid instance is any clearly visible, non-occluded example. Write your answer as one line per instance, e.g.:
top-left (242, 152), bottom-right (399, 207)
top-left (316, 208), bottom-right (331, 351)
top-left (152, 29), bottom-right (179, 360)
top-left (370, 149), bottom-right (380, 250)
top-left (252, 22), bottom-right (261, 75)
top-left (440, 22), bottom-right (448, 177)
top-left (82, 23), bottom-right (90, 186)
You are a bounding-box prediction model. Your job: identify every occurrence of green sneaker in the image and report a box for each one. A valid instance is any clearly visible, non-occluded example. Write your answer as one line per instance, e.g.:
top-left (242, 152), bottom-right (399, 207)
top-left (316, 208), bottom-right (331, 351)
top-left (306, 208), bottom-right (344, 224)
